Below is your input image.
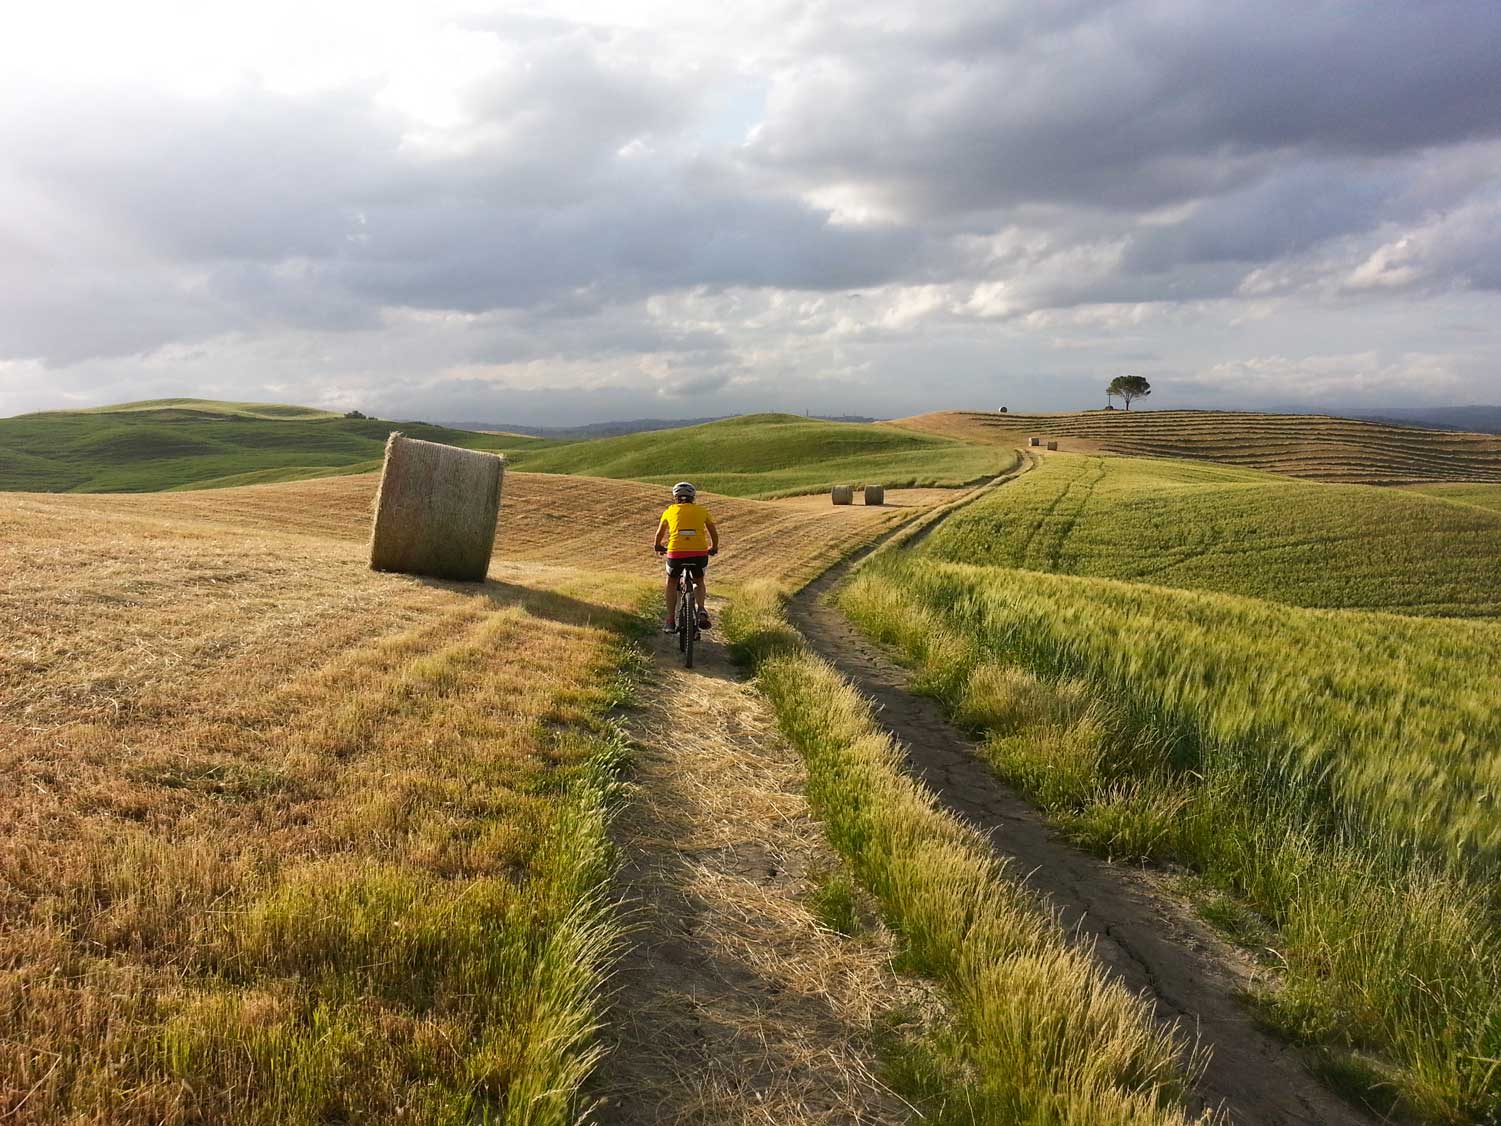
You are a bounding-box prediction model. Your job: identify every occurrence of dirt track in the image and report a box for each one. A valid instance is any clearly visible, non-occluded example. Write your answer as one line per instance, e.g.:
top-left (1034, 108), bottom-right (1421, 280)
top-left (786, 472), bottom-right (1377, 1126)
top-left (595, 627), bottom-right (922, 1124)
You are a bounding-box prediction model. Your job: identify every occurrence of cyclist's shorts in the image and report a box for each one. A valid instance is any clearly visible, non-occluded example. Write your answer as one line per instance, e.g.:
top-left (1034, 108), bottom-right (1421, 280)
top-left (665, 554), bottom-right (709, 577)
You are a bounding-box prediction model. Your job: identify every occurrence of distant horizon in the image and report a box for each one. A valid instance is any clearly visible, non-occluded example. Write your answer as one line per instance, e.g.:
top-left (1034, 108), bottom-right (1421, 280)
top-left (12, 394), bottom-right (1500, 434)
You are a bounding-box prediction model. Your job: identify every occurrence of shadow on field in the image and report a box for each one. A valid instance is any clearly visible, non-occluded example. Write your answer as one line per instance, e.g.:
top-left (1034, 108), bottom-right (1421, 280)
top-left (406, 573), bottom-right (637, 630)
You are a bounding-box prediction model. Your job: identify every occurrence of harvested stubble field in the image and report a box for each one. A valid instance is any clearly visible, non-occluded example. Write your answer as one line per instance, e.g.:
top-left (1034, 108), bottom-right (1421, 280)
top-left (895, 409), bottom-right (1501, 485)
top-left (0, 469), bottom-right (925, 1123)
top-left (1, 490), bottom-right (654, 1123)
top-left (923, 453), bottom-right (1501, 617)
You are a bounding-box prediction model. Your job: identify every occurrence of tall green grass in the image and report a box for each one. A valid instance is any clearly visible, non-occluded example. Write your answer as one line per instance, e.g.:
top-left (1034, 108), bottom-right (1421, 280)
top-left (510, 413), bottom-right (1011, 498)
top-left (723, 583), bottom-right (1211, 1125)
top-left (838, 557), bottom-right (1501, 1121)
top-left (1407, 482), bottom-right (1501, 515)
top-left (924, 454), bottom-right (1501, 617)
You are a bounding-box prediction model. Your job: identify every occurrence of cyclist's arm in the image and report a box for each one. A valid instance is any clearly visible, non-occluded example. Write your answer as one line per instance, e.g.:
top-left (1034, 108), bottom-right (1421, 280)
top-left (706, 520), bottom-right (719, 552)
top-left (653, 519), bottom-right (669, 551)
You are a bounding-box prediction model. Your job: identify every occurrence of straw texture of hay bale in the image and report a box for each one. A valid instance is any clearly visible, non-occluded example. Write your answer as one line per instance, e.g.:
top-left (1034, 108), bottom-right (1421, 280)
top-left (1029, 436), bottom-right (1042, 447)
top-left (1047, 441), bottom-right (1059, 451)
top-left (831, 485), bottom-right (854, 505)
top-left (369, 433), bottom-right (504, 581)
top-left (863, 485), bottom-right (885, 506)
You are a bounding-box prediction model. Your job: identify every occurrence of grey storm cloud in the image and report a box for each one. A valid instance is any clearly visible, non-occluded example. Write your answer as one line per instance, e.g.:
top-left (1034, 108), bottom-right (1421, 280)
top-left (751, 0), bottom-right (1501, 215)
top-left (1, 0), bottom-right (1498, 419)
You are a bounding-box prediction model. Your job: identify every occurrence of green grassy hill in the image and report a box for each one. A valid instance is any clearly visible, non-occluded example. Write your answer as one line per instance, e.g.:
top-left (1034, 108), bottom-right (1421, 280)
top-left (1406, 482), bottom-right (1501, 515)
top-left (67, 397), bottom-right (342, 420)
top-left (0, 401), bottom-right (553, 493)
top-left (843, 466), bottom-right (1501, 1117)
top-left (508, 412), bottom-right (1010, 498)
top-left (895, 409), bottom-right (1501, 485)
top-left (923, 454), bottom-right (1501, 617)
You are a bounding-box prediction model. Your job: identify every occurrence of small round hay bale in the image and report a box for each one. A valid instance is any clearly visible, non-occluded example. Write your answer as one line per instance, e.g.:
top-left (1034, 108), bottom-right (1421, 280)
top-left (831, 485), bottom-right (855, 505)
top-left (1047, 440), bottom-right (1059, 451)
top-left (1029, 436), bottom-right (1042, 446)
top-left (864, 485), bottom-right (885, 506)
top-left (369, 433), bottom-right (505, 582)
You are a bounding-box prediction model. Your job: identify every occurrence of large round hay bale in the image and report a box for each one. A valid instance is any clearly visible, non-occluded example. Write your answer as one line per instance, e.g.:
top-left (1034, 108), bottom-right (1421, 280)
top-left (863, 485), bottom-right (885, 505)
top-left (369, 433), bottom-right (505, 582)
top-left (831, 485), bottom-right (855, 505)
top-left (1047, 440), bottom-right (1059, 451)
top-left (1029, 436), bottom-right (1042, 446)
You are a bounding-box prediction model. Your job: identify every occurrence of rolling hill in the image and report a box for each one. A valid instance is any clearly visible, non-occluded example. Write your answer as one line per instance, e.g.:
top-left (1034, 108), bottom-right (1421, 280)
top-left (922, 453), bottom-right (1501, 617)
top-left (841, 451), bottom-right (1501, 1118)
top-left (0, 400), bottom-right (554, 492)
top-left (66, 397), bottom-right (343, 420)
top-left (895, 409), bottom-right (1501, 485)
top-left (508, 412), bottom-right (1010, 498)
top-left (1406, 482), bottom-right (1501, 515)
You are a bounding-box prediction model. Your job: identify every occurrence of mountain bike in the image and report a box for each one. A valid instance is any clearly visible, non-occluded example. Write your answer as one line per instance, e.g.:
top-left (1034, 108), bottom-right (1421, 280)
top-left (674, 565), bottom-right (702, 668)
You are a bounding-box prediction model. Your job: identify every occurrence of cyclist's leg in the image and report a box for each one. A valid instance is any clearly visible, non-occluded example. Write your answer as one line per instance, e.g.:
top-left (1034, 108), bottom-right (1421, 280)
top-left (663, 563), bottom-right (678, 625)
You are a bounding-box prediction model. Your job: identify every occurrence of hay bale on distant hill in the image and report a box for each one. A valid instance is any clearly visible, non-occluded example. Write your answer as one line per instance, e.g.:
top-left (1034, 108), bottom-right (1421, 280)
top-left (1029, 436), bottom-right (1042, 447)
top-left (864, 485), bottom-right (885, 505)
top-left (369, 434), bottom-right (504, 582)
top-left (1047, 441), bottom-right (1059, 451)
top-left (831, 485), bottom-right (854, 505)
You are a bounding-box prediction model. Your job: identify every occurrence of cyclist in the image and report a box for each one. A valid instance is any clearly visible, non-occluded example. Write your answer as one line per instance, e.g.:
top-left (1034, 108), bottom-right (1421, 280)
top-left (653, 481), bottom-right (718, 633)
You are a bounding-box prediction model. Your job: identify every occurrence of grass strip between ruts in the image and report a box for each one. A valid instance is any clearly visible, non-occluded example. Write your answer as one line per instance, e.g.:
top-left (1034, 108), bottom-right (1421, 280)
top-left (721, 582), bottom-right (1213, 1126)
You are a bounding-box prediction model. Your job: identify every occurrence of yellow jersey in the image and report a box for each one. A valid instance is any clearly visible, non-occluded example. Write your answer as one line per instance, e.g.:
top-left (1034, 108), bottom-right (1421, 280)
top-left (660, 502), bottom-right (714, 557)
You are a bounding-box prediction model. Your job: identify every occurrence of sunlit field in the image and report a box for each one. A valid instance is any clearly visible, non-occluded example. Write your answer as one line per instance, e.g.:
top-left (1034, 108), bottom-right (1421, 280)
top-left (1, 491), bottom-right (644, 1122)
top-left (0, 400), bottom-right (553, 493)
top-left (0, 465), bottom-right (933, 1122)
top-left (511, 412), bottom-right (1013, 497)
top-left (923, 453), bottom-right (1501, 617)
top-left (1406, 481), bottom-right (1501, 515)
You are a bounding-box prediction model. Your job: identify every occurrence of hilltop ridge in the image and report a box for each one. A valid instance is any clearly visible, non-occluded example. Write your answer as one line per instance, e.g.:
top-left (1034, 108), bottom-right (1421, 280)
top-left (894, 408), bottom-right (1501, 485)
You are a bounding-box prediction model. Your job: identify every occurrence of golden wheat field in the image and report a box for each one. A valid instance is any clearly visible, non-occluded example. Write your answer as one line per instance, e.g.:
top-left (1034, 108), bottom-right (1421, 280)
top-left (894, 409), bottom-right (1501, 485)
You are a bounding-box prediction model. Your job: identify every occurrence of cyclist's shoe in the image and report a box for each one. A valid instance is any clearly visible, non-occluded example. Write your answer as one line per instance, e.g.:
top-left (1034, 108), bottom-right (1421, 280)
top-left (663, 618), bottom-right (677, 632)
top-left (696, 609), bottom-right (712, 630)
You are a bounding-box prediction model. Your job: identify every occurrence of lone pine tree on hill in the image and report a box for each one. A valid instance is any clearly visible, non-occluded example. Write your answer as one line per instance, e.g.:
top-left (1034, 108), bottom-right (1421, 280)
top-left (1107, 375), bottom-right (1151, 410)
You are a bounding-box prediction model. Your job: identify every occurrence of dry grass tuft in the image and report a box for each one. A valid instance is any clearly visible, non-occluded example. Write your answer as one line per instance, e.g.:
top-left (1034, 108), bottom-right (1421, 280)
top-left (368, 433), bottom-right (504, 581)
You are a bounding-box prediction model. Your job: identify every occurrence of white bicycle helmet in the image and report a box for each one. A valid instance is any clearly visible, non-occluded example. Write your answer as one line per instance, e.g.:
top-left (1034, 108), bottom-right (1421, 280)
top-left (672, 481), bottom-right (697, 501)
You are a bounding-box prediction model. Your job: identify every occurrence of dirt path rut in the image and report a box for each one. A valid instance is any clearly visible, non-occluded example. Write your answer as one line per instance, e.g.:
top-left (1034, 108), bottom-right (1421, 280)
top-left (593, 625), bottom-right (924, 1125)
top-left (787, 481), bottom-right (1376, 1125)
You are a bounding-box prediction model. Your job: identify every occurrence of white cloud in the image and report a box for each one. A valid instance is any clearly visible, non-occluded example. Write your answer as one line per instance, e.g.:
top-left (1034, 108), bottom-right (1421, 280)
top-left (3, 0), bottom-right (1500, 421)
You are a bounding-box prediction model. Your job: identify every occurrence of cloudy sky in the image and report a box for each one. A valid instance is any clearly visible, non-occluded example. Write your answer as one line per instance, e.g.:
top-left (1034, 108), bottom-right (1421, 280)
top-left (2, 0), bottom-right (1499, 424)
